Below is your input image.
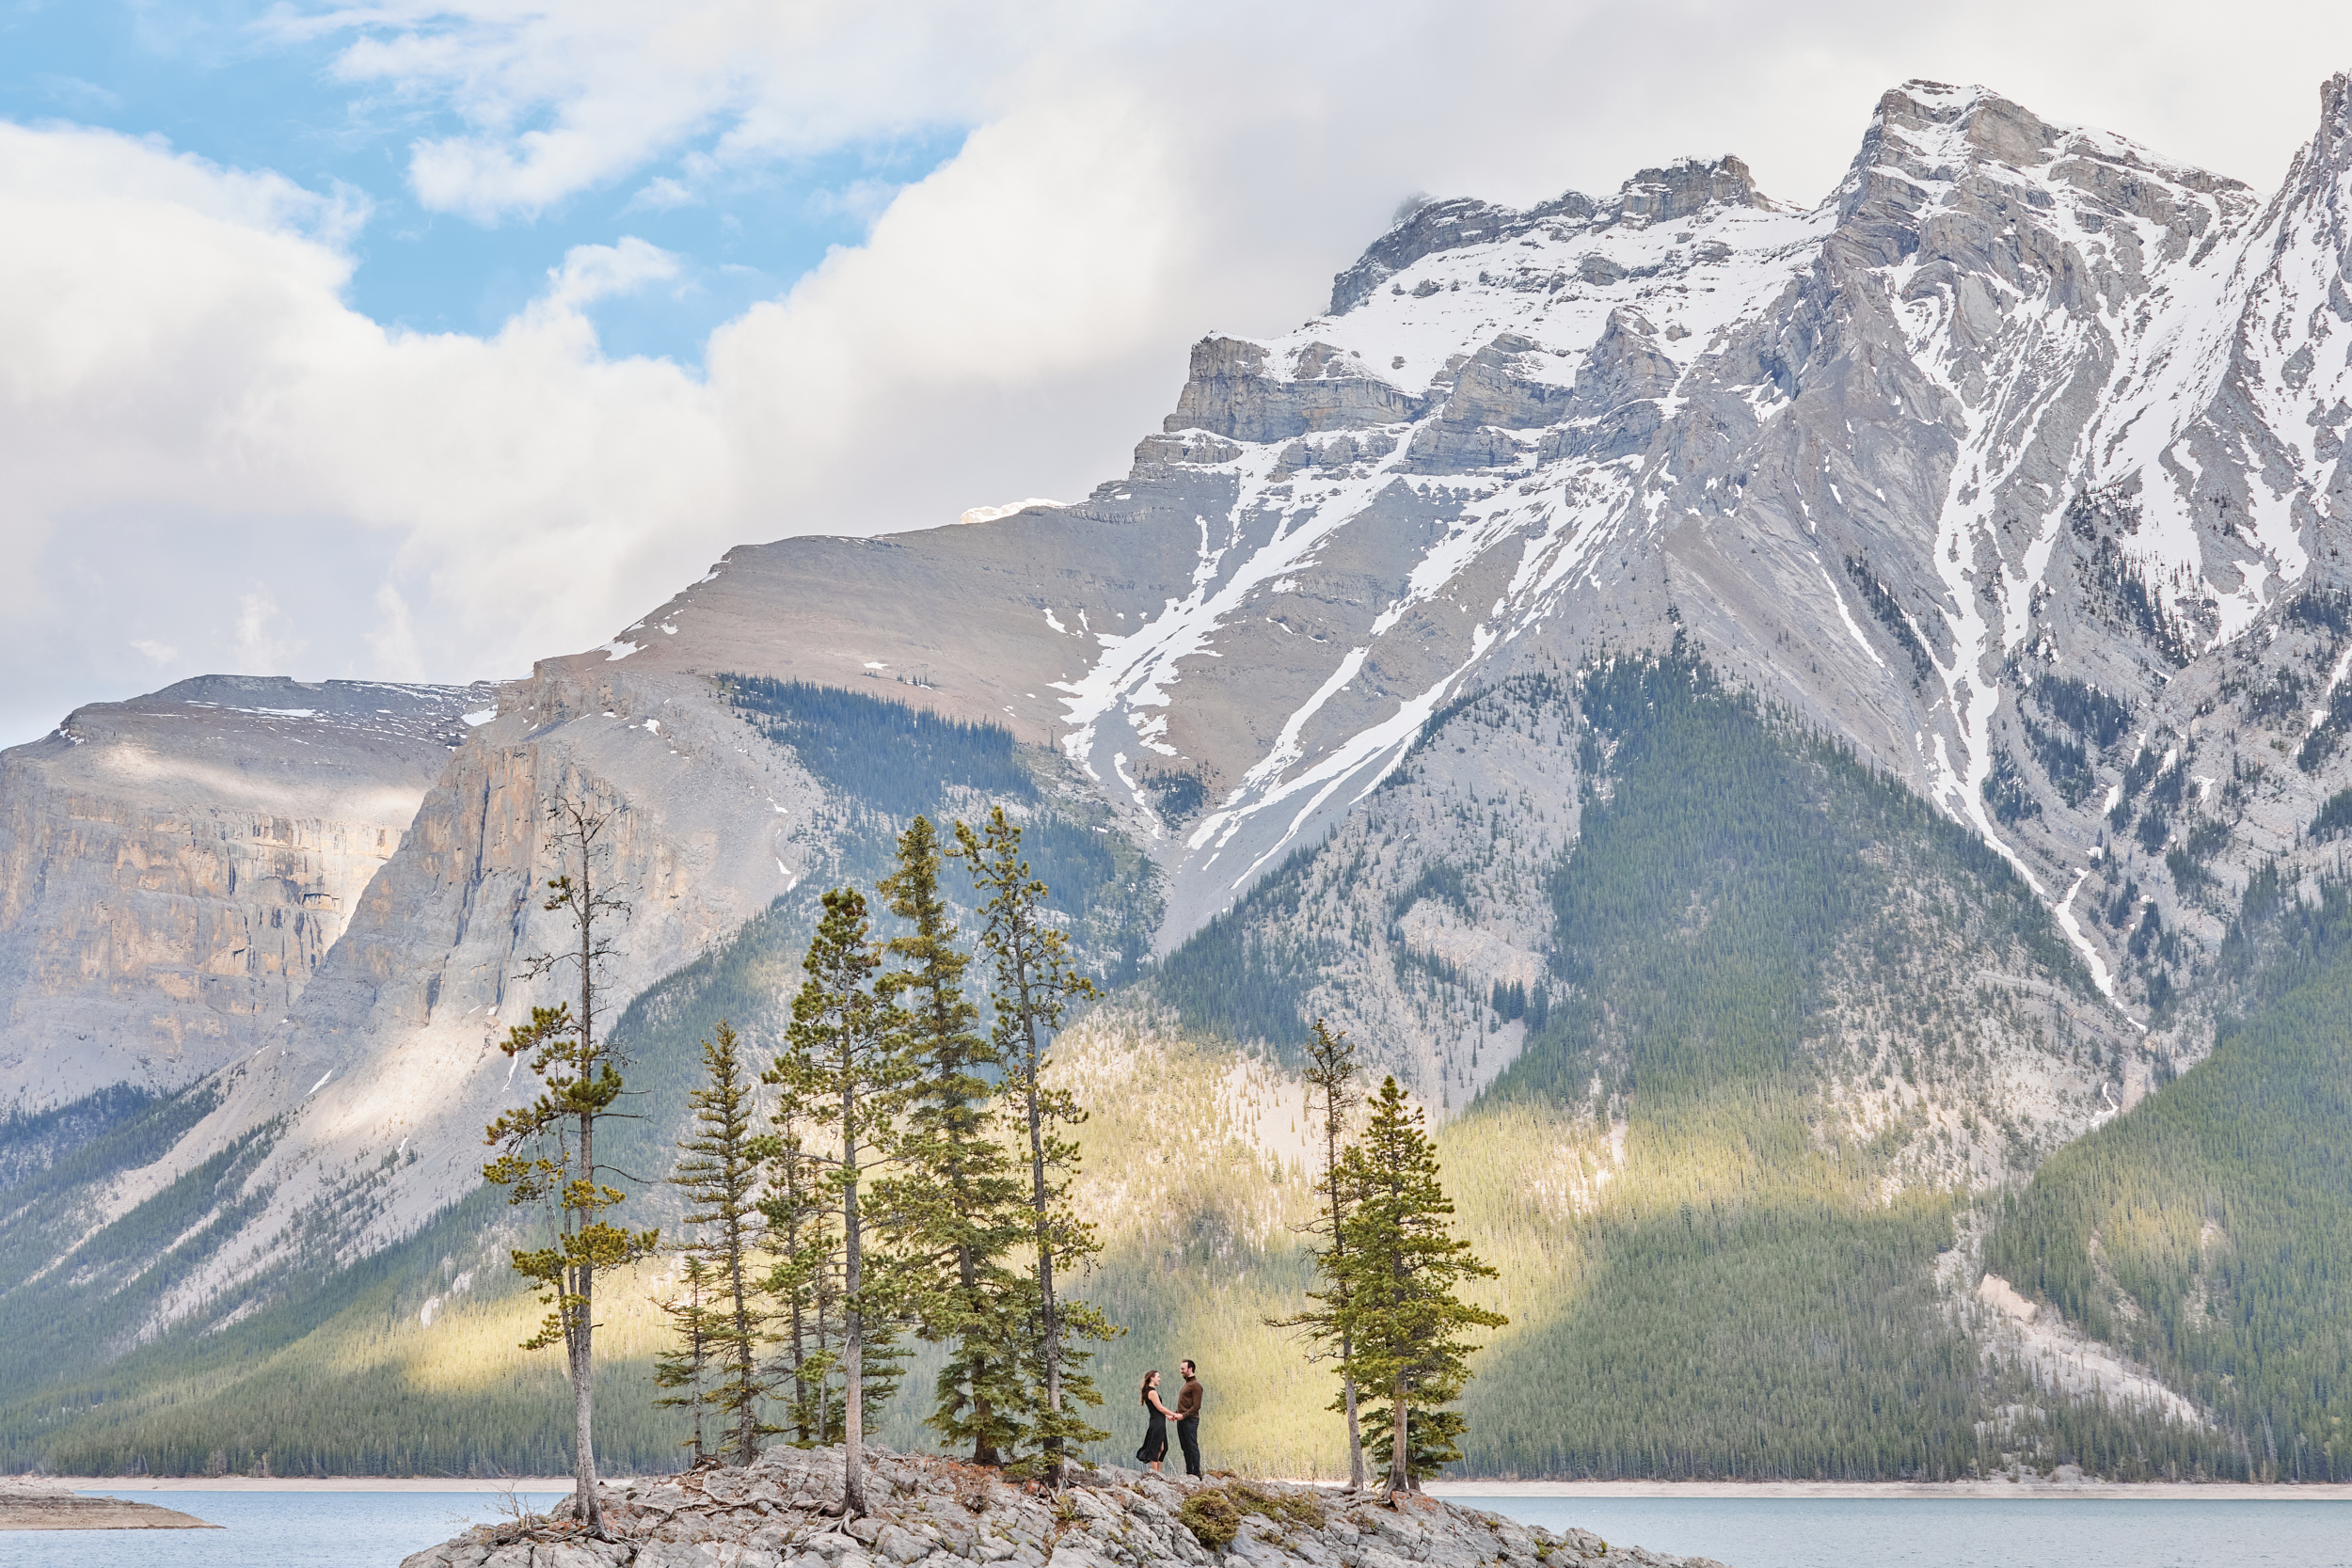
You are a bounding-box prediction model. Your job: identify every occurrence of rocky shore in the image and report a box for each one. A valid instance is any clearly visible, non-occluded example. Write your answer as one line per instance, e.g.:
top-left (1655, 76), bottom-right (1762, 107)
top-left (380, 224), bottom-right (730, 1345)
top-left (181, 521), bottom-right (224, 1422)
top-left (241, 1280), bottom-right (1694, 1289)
top-left (0, 1476), bottom-right (219, 1530)
top-left (399, 1447), bottom-right (1723, 1568)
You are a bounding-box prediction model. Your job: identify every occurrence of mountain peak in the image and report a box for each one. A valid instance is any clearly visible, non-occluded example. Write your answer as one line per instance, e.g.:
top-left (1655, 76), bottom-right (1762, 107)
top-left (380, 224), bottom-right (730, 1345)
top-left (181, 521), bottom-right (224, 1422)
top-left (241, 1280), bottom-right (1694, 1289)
top-left (1613, 153), bottom-right (1772, 222)
top-left (1328, 154), bottom-right (1772, 315)
top-left (1866, 78), bottom-right (2061, 172)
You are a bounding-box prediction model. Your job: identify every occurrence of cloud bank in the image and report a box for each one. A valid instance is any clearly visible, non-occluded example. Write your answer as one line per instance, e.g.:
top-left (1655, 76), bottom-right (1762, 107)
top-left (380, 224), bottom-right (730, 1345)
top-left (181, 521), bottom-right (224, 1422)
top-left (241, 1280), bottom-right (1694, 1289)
top-left (3, 0), bottom-right (2346, 742)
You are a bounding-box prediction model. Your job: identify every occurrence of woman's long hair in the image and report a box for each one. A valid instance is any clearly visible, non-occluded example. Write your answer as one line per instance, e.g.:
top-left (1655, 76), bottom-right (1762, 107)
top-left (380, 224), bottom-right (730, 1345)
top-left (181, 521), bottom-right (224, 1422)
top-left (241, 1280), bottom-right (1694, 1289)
top-left (1140, 1370), bottom-right (1159, 1406)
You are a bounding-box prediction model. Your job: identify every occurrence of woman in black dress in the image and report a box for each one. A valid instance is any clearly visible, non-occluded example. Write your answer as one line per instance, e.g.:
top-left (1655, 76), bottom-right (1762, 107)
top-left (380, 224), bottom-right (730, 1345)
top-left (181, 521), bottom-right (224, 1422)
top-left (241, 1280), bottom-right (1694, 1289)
top-left (1136, 1370), bottom-right (1175, 1471)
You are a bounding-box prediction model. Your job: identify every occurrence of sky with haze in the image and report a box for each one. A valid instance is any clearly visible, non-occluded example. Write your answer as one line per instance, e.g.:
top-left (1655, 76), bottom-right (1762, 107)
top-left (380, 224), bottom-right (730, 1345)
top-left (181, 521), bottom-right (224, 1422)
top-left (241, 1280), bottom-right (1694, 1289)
top-left (2, 0), bottom-right (2348, 745)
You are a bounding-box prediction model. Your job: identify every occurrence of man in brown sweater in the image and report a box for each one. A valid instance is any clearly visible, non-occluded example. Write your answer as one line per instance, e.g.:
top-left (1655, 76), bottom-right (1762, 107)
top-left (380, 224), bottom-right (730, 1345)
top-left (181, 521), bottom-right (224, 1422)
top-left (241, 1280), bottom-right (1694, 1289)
top-left (1174, 1359), bottom-right (1204, 1477)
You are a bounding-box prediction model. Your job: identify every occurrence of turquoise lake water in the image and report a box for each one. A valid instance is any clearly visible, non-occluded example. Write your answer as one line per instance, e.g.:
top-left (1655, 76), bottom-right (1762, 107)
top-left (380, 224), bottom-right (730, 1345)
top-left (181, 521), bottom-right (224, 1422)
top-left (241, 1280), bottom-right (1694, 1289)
top-left (0, 1489), bottom-right (2344, 1568)
top-left (1, 1491), bottom-right (566, 1567)
top-left (1451, 1496), bottom-right (2352, 1568)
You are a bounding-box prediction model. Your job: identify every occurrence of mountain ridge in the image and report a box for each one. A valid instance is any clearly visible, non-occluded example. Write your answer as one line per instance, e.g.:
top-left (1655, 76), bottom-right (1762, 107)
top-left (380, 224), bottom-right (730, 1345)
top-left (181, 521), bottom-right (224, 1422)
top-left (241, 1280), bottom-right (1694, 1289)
top-left (8, 72), bottom-right (2352, 1478)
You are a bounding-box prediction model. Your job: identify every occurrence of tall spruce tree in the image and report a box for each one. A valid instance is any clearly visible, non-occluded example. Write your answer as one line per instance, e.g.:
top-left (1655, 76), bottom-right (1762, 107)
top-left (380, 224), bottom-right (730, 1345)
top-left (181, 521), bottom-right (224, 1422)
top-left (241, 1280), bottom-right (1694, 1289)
top-left (1264, 1019), bottom-right (1369, 1489)
top-left (952, 807), bottom-right (1116, 1485)
top-left (484, 797), bottom-right (659, 1536)
top-left (768, 887), bottom-right (920, 1515)
top-left (1330, 1075), bottom-right (1508, 1495)
top-left (670, 1021), bottom-right (779, 1461)
top-left (653, 1254), bottom-right (719, 1465)
top-left (870, 816), bottom-right (1029, 1465)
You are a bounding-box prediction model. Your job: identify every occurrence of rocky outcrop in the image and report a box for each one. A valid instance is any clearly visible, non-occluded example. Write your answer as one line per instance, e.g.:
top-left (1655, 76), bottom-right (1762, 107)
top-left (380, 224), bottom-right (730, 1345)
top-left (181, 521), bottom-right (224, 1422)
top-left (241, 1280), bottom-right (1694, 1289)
top-left (1165, 339), bottom-right (1428, 443)
top-left (16, 74), bottom-right (2352, 1448)
top-left (1612, 156), bottom-right (1766, 225)
top-left (1327, 156), bottom-right (1769, 315)
top-left (397, 1447), bottom-right (1717, 1568)
top-left (0, 675), bottom-right (491, 1110)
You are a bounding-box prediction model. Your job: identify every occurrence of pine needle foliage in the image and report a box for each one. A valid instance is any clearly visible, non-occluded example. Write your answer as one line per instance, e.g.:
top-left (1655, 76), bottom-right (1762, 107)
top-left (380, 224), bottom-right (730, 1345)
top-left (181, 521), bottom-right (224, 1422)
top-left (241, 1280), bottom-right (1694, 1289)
top-left (1330, 1075), bottom-right (1507, 1493)
top-left (483, 798), bottom-right (660, 1534)
top-left (759, 1125), bottom-right (841, 1447)
top-left (652, 1255), bottom-right (719, 1465)
top-left (955, 806), bottom-right (1118, 1483)
top-left (768, 887), bottom-right (922, 1514)
top-left (668, 1022), bottom-right (779, 1460)
top-left (1264, 1018), bottom-right (1369, 1489)
top-left (871, 816), bottom-right (1031, 1465)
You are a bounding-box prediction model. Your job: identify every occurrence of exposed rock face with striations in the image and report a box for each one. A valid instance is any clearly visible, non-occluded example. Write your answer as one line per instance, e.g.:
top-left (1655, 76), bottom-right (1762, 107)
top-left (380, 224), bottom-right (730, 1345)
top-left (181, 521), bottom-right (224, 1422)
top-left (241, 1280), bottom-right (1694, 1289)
top-left (11, 74), bottom-right (2352, 1454)
top-left (397, 1446), bottom-right (1710, 1568)
top-left (0, 675), bottom-right (491, 1111)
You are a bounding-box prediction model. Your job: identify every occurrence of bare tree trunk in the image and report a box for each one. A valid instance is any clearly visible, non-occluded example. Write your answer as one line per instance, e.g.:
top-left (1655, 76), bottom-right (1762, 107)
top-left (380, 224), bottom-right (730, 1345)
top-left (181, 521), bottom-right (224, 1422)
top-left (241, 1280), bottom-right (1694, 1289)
top-left (730, 1210), bottom-right (756, 1461)
top-left (573, 1112), bottom-right (602, 1532)
top-left (1323, 1093), bottom-right (1365, 1494)
top-left (792, 1285), bottom-right (810, 1444)
top-left (1389, 1372), bottom-right (1410, 1497)
top-left (1342, 1348), bottom-right (1365, 1492)
top-left (571, 836), bottom-right (604, 1534)
top-left (1023, 1016), bottom-right (1061, 1488)
top-left (815, 1284), bottom-right (833, 1444)
top-left (841, 1075), bottom-right (867, 1517)
top-left (958, 1243), bottom-right (1000, 1465)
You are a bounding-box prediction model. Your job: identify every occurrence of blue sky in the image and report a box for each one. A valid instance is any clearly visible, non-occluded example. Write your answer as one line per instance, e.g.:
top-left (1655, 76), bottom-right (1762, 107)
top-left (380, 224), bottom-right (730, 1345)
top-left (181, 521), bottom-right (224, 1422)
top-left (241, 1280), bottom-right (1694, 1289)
top-left (0, 0), bottom-right (962, 363)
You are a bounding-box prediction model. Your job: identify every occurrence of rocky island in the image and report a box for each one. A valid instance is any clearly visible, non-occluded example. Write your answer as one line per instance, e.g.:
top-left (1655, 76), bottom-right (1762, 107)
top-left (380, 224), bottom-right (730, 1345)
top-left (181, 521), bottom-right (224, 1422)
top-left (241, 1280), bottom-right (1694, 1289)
top-left (0, 1475), bottom-right (219, 1530)
top-left (398, 1448), bottom-right (1720, 1568)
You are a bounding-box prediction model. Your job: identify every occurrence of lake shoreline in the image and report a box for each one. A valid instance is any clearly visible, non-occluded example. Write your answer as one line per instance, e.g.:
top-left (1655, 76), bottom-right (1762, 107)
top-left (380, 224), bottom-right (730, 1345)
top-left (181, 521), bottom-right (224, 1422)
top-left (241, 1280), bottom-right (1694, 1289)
top-left (0, 1477), bottom-right (222, 1529)
top-left (51, 1476), bottom-right (578, 1492)
top-left (1427, 1480), bottom-right (2352, 1500)
top-left (31, 1472), bottom-right (2352, 1501)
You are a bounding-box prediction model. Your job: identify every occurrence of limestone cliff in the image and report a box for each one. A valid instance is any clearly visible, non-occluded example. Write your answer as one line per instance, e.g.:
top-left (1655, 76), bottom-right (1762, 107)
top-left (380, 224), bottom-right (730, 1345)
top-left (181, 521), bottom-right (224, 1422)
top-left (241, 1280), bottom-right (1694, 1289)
top-left (11, 75), bottom-right (2352, 1462)
top-left (0, 675), bottom-right (491, 1111)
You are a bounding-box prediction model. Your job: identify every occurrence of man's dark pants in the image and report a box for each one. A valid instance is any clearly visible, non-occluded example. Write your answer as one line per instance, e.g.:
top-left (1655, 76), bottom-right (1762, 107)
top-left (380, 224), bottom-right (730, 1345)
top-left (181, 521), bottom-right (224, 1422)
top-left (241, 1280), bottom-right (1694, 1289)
top-left (1177, 1417), bottom-right (1201, 1477)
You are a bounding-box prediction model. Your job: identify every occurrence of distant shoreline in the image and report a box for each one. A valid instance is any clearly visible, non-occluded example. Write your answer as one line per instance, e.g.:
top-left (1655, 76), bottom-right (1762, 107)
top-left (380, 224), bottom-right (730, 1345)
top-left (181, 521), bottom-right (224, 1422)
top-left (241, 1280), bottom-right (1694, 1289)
top-left (51, 1477), bottom-right (577, 1493)
top-left (31, 1474), bottom-right (2352, 1500)
top-left (1427, 1480), bottom-right (2352, 1501)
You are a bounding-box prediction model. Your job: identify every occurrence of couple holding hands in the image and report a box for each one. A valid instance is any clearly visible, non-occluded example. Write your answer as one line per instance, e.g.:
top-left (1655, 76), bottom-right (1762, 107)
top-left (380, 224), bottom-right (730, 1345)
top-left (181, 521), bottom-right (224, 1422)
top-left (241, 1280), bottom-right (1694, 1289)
top-left (1137, 1360), bottom-right (1204, 1478)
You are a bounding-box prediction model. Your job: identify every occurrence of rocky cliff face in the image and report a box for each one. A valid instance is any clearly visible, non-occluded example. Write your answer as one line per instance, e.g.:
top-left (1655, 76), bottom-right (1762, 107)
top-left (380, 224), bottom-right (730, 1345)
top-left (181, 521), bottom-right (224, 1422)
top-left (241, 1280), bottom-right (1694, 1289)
top-left (10, 73), bottom-right (2352, 1433)
top-left (0, 676), bottom-right (491, 1111)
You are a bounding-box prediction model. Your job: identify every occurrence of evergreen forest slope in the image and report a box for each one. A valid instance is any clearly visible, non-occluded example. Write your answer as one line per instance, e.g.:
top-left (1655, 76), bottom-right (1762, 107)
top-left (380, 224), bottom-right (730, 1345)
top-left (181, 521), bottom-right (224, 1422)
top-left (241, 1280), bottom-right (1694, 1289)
top-left (1985, 872), bottom-right (2352, 1481)
top-left (10, 652), bottom-right (2308, 1482)
top-left (17, 73), bottom-right (2352, 1482)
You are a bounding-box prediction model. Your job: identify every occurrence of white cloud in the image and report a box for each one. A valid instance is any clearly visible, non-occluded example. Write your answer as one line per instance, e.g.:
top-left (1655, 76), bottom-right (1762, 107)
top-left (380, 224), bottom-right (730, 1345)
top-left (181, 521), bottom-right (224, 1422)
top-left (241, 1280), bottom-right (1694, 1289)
top-left (129, 639), bottom-right (180, 665)
top-left (234, 590), bottom-right (306, 673)
top-left (287, 0), bottom-right (1038, 222)
top-left (542, 236), bottom-right (682, 311)
top-left (365, 584), bottom-right (422, 680)
top-left (627, 175), bottom-right (697, 212)
top-left (803, 178), bottom-right (905, 232)
top-left (3, 1), bottom-right (2350, 744)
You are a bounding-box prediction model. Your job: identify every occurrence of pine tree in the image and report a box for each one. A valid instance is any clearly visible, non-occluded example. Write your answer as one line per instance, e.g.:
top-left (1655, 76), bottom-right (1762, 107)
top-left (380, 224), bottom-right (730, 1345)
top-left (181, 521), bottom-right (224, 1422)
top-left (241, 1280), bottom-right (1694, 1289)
top-left (483, 797), bottom-right (660, 1536)
top-left (952, 807), bottom-right (1116, 1485)
top-left (1330, 1075), bottom-right (1508, 1495)
top-left (759, 1128), bottom-right (834, 1447)
top-left (1264, 1018), bottom-right (1369, 1489)
top-left (870, 816), bottom-right (1029, 1465)
top-left (653, 1254), bottom-right (719, 1465)
top-left (767, 887), bottom-right (921, 1516)
top-left (670, 1021), bottom-right (779, 1462)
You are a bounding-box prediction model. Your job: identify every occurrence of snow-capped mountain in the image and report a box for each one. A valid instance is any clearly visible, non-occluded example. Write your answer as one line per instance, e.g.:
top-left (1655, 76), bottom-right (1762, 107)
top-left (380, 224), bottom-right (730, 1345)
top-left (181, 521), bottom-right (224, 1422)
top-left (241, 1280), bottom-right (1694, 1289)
top-left (8, 73), bottom-right (2352, 1436)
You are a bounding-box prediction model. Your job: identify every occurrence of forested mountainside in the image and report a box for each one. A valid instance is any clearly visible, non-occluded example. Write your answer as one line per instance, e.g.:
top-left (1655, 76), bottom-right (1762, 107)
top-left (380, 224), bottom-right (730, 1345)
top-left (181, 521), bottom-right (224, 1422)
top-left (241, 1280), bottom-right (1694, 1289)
top-left (1985, 866), bottom-right (2352, 1480)
top-left (8, 74), bottom-right (2352, 1480)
